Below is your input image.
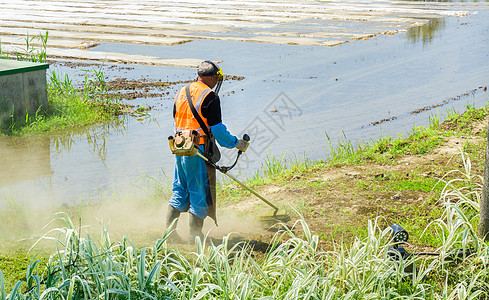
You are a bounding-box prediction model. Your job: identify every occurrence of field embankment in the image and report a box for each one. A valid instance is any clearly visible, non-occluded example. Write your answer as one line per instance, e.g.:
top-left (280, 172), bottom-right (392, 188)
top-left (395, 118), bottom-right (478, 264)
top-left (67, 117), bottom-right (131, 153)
top-left (219, 103), bottom-right (489, 250)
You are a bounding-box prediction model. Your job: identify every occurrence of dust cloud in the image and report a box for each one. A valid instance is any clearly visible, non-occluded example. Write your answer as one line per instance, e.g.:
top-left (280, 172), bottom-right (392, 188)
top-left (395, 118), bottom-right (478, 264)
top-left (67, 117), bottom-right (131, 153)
top-left (0, 181), bottom-right (264, 253)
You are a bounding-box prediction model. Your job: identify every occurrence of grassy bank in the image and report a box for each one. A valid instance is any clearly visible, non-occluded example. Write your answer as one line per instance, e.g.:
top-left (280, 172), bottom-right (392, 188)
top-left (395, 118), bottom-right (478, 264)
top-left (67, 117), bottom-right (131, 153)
top-left (0, 159), bottom-right (486, 298)
top-left (1, 102), bottom-right (488, 298)
top-left (0, 33), bottom-right (126, 136)
top-left (218, 104), bottom-right (489, 246)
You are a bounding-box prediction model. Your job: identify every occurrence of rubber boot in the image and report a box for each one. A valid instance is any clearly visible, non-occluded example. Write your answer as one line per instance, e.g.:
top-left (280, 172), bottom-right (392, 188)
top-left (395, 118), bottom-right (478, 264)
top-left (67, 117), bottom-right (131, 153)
top-left (165, 205), bottom-right (184, 243)
top-left (188, 214), bottom-right (204, 244)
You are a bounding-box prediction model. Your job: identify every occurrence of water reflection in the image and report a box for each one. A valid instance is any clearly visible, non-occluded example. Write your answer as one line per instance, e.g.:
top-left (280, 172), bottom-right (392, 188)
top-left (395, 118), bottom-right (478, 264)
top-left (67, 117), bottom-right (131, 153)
top-left (51, 119), bottom-right (126, 162)
top-left (407, 18), bottom-right (446, 44)
top-left (0, 119), bottom-right (126, 189)
top-left (0, 136), bottom-right (53, 187)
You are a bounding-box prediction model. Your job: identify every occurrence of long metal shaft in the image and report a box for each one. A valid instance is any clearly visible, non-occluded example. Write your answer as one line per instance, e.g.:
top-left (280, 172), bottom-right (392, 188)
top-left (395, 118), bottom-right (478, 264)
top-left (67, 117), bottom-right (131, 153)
top-left (196, 152), bottom-right (278, 212)
top-left (222, 171), bottom-right (279, 211)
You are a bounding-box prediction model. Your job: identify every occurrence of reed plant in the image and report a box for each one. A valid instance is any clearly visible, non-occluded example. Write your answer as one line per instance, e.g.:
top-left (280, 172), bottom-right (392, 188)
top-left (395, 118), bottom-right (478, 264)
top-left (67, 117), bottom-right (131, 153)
top-left (1, 152), bottom-right (489, 299)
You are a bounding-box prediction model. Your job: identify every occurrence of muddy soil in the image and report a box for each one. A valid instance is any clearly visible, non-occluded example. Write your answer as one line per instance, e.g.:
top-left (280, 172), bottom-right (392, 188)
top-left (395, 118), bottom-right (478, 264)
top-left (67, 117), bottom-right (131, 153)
top-left (51, 59), bottom-right (245, 102)
top-left (103, 74), bottom-right (244, 101)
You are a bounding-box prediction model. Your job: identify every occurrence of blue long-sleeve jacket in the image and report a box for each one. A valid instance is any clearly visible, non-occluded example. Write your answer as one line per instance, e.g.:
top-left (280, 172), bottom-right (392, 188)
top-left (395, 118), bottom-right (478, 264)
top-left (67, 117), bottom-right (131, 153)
top-left (211, 122), bottom-right (238, 148)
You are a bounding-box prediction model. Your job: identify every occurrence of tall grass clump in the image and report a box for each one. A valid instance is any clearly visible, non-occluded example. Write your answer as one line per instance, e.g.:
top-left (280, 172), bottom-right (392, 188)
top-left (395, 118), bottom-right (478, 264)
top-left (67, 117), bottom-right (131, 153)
top-left (2, 153), bottom-right (489, 298)
top-left (0, 216), bottom-right (442, 299)
top-left (443, 104), bottom-right (489, 135)
top-left (325, 131), bottom-right (357, 163)
top-left (262, 151), bottom-right (288, 177)
top-left (0, 32), bottom-right (126, 136)
top-left (0, 31), bottom-right (48, 63)
top-left (325, 111), bottom-right (450, 165)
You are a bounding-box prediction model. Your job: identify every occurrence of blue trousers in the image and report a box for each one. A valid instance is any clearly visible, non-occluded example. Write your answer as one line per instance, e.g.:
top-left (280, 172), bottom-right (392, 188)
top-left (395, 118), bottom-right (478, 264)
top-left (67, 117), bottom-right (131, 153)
top-left (169, 145), bottom-right (211, 219)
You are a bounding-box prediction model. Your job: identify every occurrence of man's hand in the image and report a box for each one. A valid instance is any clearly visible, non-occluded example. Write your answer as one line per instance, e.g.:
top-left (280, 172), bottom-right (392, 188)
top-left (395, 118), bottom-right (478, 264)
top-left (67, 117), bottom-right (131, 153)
top-left (236, 139), bottom-right (250, 152)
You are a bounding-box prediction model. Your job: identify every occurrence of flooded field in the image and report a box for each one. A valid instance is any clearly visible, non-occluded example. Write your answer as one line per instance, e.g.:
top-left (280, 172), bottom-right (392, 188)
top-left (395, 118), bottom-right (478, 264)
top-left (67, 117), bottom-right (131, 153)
top-left (1, 1), bottom-right (489, 219)
top-left (1, 0), bottom-right (482, 65)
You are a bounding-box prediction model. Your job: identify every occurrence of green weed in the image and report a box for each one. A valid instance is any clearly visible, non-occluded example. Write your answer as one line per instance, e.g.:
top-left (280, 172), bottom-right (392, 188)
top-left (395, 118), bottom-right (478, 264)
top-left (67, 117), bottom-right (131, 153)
top-left (0, 32), bottom-right (126, 136)
top-left (443, 105), bottom-right (489, 135)
top-left (325, 121), bottom-right (445, 166)
top-left (373, 174), bottom-right (440, 193)
top-left (322, 104), bottom-right (489, 167)
top-left (262, 150), bottom-right (287, 177)
top-left (1, 31), bottom-right (48, 63)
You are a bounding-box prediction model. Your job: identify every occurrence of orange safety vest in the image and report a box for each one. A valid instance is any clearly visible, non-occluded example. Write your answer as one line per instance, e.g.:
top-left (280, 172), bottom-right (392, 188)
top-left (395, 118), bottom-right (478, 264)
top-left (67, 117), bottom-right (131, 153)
top-left (174, 82), bottom-right (213, 145)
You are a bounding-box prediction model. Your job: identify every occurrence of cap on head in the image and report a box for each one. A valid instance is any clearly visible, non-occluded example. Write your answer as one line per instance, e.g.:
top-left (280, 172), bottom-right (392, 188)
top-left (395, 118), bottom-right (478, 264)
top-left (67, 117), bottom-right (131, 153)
top-left (198, 60), bottom-right (220, 77)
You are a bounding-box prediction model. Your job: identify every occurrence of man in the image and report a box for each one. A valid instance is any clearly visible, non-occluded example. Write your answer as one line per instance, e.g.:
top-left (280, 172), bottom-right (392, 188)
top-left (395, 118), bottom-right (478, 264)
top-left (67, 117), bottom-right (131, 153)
top-left (167, 60), bottom-right (248, 243)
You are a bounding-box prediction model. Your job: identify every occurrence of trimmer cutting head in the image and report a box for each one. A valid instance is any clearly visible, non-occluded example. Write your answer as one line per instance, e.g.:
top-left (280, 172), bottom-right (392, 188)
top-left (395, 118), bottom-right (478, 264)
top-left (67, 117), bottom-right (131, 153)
top-left (258, 209), bottom-right (291, 225)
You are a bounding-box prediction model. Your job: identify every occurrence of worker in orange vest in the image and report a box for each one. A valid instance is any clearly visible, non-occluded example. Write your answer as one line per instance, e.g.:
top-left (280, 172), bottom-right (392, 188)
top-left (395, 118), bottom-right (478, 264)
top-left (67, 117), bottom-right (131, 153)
top-left (167, 60), bottom-right (249, 243)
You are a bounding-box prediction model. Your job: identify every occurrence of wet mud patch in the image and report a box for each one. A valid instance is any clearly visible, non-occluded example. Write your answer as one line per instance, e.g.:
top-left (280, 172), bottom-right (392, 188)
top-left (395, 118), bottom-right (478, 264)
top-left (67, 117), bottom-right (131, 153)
top-left (410, 86), bottom-right (487, 115)
top-left (49, 59), bottom-right (247, 116)
top-left (102, 74), bottom-right (245, 101)
top-left (49, 60), bottom-right (245, 103)
top-left (49, 60), bottom-right (109, 69)
top-left (105, 78), bottom-right (175, 101)
top-left (364, 86), bottom-right (488, 128)
top-left (368, 116), bottom-right (398, 127)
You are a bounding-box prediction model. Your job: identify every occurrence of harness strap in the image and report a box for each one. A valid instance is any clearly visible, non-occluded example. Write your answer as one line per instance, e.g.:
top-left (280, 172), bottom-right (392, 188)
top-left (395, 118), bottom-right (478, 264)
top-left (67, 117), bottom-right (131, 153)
top-left (185, 86), bottom-right (211, 137)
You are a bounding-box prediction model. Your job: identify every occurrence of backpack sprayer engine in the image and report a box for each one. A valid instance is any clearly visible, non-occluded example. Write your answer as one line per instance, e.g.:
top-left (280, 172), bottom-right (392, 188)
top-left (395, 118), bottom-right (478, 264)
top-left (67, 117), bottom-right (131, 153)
top-left (168, 133), bottom-right (290, 224)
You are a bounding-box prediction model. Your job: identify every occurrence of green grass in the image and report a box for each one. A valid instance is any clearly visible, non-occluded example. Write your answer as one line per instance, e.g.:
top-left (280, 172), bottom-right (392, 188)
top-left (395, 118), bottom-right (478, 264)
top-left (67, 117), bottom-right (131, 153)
top-left (0, 31), bottom-right (48, 63)
top-left (0, 32), bottom-right (126, 136)
top-left (444, 105), bottom-right (489, 135)
top-left (1, 68), bottom-right (126, 136)
top-left (218, 103), bottom-right (489, 250)
top-left (0, 251), bottom-right (31, 293)
top-left (370, 174), bottom-right (440, 193)
top-left (325, 125), bottom-right (444, 166)
top-left (321, 105), bottom-right (489, 167)
top-left (234, 103), bottom-right (488, 188)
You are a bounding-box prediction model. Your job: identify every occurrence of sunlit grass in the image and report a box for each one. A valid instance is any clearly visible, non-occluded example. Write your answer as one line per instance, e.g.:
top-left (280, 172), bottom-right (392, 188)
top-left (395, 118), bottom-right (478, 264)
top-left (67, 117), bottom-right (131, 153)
top-left (0, 32), bottom-right (126, 136)
top-left (324, 103), bottom-right (489, 166)
top-left (325, 124), bottom-right (444, 166)
top-left (1, 67), bottom-right (126, 136)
